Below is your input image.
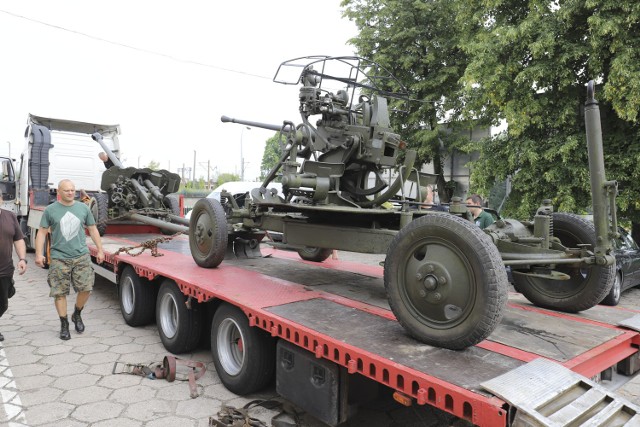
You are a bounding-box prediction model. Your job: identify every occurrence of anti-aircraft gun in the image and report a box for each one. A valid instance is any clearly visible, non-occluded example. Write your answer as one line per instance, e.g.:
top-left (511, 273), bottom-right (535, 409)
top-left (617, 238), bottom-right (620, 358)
top-left (90, 133), bottom-right (186, 235)
top-left (188, 56), bottom-right (617, 350)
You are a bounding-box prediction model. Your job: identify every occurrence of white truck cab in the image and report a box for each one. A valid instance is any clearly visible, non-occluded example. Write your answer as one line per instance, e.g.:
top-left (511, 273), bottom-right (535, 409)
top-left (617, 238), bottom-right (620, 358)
top-left (0, 114), bottom-right (121, 248)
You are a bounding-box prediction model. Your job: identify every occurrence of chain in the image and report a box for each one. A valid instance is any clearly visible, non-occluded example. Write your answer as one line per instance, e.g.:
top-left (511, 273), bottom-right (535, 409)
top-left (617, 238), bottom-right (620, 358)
top-left (81, 192), bottom-right (186, 258)
top-left (114, 231), bottom-right (187, 258)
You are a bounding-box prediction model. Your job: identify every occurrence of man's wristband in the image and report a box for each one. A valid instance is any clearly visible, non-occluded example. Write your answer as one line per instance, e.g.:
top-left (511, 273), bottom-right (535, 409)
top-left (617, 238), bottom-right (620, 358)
top-left (19, 258), bottom-right (27, 264)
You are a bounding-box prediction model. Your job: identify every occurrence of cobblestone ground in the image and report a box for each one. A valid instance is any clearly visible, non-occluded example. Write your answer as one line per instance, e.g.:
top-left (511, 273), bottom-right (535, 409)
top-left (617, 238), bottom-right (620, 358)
top-left (2, 248), bottom-right (639, 426)
top-left (0, 251), bottom-right (462, 427)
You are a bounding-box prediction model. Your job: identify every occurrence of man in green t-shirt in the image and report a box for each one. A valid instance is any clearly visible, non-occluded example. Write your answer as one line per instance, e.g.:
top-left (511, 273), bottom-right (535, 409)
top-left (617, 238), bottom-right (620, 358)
top-left (465, 194), bottom-right (495, 229)
top-left (35, 179), bottom-right (105, 340)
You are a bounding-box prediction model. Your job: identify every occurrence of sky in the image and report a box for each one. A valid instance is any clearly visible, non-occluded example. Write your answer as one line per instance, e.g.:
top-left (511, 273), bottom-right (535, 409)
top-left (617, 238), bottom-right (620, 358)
top-left (0, 1), bottom-right (357, 182)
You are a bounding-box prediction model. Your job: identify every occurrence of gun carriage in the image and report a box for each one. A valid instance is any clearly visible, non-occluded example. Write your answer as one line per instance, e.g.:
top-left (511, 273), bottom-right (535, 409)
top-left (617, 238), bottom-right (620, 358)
top-left (188, 56), bottom-right (617, 350)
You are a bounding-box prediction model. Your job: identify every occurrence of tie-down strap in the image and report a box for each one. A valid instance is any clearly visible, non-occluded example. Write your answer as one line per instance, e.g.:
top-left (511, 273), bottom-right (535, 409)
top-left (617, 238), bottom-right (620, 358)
top-left (112, 355), bottom-right (206, 398)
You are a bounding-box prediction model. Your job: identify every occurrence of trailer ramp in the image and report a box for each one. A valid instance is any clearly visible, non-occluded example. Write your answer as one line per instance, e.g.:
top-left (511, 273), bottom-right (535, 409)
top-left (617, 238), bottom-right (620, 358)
top-left (482, 358), bottom-right (640, 426)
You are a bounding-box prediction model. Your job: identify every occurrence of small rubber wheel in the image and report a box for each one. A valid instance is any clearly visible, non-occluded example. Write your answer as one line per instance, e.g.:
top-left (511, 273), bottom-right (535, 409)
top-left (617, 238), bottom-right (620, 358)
top-left (189, 198), bottom-right (228, 268)
top-left (90, 193), bottom-right (109, 236)
top-left (211, 303), bottom-right (276, 395)
top-left (601, 271), bottom-right (622, 306)
top-left (297, 247), bottom-right (333, 262)
top-left (384, 213), bottom-right (508, 350)
top-left (513, 213), bottom-right (615, 312)
top-left (119, 265), bottom-right (158, 326)
top-left (156, 279), bottom-right (203, 353)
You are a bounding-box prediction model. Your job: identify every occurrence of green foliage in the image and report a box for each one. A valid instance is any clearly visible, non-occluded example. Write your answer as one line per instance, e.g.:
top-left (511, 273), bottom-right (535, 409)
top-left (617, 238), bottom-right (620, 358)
top-left (343, 0), bottom-right (640, 224)
top-left (342, 0), bottom-right (474, 169)
top-left (145, 160), bottom-right (161, 171)
top-left (260, 133), bottom-right (284, 181)
top-left (217, 172), bottom-right (240, 185)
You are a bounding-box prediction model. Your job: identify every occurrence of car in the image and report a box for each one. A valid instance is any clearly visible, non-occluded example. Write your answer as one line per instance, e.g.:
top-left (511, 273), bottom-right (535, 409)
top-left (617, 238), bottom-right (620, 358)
top-left (601, 226), bottom-right (640, 306)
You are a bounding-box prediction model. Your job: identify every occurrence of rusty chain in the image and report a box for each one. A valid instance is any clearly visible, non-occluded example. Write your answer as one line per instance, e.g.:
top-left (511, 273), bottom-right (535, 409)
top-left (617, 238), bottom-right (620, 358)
top-left (81, 192), bottom-right (188, 258)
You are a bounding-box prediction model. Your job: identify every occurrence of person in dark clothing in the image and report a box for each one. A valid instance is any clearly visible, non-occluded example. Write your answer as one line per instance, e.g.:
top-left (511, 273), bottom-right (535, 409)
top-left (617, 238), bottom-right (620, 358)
top-left (0, 193), bottom-right (27, 341)
top-left (466, 194), bottom-right (495, 229)
top-left (98, 152), bottom-right (115, 169)
top-left (420, 185), bottom-right (447, 212)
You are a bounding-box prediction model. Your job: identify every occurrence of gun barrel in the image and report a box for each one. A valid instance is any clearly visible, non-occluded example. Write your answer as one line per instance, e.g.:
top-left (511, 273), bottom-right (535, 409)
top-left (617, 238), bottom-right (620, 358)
top-left (92, 132), bottom-right (124, 168)
top-left (220, 115), bottom-right (293, 132)
top-left (585, 80), bottom-right (617, 264)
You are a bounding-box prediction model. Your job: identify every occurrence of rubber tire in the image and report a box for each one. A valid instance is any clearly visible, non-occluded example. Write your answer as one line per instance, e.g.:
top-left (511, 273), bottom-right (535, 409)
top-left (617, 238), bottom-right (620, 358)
top-left (512, 212), bottom-right (614, 312)
top-left (161, 194), bottom-right (181, 235)
top-left (189, 198), bottom-right (228, 268)
top-left (384, 213), bottom-right (508, 350)
top-left (156, 279), bottom-right (203, 353)
top-left (601, 271), bottom-right (622, 306)
top-left (90, 193), bottom-right (109, 236)
top-left (211, 303), bottom-right (276, 395)
top-left (297, 247), bottom-right (333, 262)
top-left (119, 265), bottom-right (158, 326)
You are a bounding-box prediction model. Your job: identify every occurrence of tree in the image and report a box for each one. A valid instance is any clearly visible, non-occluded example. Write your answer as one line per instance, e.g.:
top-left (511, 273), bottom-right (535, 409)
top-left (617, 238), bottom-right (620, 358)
top-left (342, 0), bottom-right (474, 178)
top-left (342, 0), bottom-right (640, 238)
top-left (145, 160), bottom-right (161, 171)
top-left (453, 0), bottom-right (640, 233)
top-left (260, 133), bottom-right (283, 181)
top-left (217, 173), bottom-right (240, 186)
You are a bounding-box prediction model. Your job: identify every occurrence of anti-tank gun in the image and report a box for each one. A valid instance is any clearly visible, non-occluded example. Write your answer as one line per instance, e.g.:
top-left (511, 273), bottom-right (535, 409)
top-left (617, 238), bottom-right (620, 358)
top-left (90, 133), bottom-right (185, 235)
top-left (188, 55), bottom-right (617, 351)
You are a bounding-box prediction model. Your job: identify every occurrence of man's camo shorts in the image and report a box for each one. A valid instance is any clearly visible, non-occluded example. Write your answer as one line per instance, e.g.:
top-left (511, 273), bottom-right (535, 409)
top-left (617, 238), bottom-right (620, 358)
top-left (47, 254), bottom-right (94, 297)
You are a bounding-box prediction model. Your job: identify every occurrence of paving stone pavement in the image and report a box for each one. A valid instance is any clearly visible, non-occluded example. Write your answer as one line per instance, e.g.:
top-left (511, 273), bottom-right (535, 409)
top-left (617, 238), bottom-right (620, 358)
top-left (0, 252), bottom-right (463, 427)
top-left (3, 248), bottom-right (640, 426)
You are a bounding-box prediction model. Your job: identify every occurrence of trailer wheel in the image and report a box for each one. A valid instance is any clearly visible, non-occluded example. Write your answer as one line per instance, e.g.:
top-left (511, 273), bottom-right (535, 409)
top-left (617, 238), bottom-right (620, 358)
top-left (89, 193), bottom-right (109, 236)
top-left (601, 271), bottom-right (622, 306)
top-left (189, 198), bottom-right (228, 268)
top-left (119, 265), bottom-right (157, 326)
top-left (156, 279), bottom-right (203, 353)
top-left (297, 247), bottom-right (333, 262)
top-left (512, 213), bottom-right (614, 312)
top-left (384, 213), bottom-right (508, 350)
top-left (161, 195), bottom-right (181, 235)
top-left (211, 303), bottom-right (276, 395)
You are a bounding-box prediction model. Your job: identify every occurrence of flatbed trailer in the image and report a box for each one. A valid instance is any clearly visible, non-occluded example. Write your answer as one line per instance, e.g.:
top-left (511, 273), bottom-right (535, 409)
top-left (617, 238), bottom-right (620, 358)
top-left (88, 227), bottom-right (640, 426)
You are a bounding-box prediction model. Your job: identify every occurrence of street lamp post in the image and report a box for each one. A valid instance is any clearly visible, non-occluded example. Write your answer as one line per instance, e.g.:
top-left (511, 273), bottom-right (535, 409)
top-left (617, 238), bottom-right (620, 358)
top-left (240, 126), bottom-right (250, 181)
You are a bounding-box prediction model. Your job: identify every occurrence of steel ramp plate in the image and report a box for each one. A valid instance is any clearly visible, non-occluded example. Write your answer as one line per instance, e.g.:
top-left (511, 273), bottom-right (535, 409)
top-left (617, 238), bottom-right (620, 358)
top-left (618, 314), bottom-right (640, 332)
top-left (481, 358), bottom-right (640, 426)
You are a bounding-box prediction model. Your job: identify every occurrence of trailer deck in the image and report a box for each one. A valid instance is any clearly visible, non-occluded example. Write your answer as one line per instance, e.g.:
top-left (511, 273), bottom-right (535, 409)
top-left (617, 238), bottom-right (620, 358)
top-left (91, 232), bottom-right (640, 426)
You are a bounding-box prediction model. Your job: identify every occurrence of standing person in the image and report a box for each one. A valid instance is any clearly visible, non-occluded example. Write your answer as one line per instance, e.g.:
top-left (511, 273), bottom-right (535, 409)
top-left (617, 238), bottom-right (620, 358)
top-left (35, 179), bottom-right (105, 340)
top-left (98, 152), bottom-right (114, 169)
top-left (465, 194), bottom-right (495, 229)
top-left (419, 185), bottom-right (447, 212)
top-left (0, 193), bottom-right (27, 341)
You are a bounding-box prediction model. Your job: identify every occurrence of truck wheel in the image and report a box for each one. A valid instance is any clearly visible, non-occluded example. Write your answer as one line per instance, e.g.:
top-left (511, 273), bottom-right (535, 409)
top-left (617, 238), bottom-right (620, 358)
top-left (89, 193), bottom-right (109, 236)
top-left (601, 272), bottom-right (622, 306)
top-left (189, 198), bottom-right (228, 268)
top-left (211, 303), bottom-right (276, 395)
top-left (297, 247), bottom-right (333, 262)
top-left (512, 213), bottom-right (614, 312)
top-left (161, 195), bottom-right (181, 235)
top-left (119, 265), bottom-right (157, 326)
top-left (384, 213), bottom-right (508, 350)
top-left (156, 279), bottom-right (203, 353)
